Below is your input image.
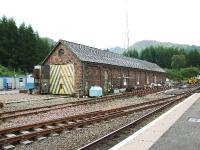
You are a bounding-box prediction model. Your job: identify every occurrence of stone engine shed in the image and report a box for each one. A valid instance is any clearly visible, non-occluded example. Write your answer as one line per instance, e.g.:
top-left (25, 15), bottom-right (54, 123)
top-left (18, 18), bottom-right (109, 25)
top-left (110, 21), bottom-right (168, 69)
top-left (40, 39), bottom-right (166, 96)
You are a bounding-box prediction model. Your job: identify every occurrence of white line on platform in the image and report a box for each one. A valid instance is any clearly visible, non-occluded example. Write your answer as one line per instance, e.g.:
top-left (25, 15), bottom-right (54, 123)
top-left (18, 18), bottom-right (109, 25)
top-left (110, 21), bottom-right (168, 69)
top-left (110, 93), bottom-right (200, 150)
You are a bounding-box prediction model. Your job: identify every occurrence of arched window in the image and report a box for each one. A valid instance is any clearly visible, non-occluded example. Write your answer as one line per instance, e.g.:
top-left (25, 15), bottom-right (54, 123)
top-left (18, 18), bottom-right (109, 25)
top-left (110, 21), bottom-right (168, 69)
top-left (58, 49), bottom-right (64, 57)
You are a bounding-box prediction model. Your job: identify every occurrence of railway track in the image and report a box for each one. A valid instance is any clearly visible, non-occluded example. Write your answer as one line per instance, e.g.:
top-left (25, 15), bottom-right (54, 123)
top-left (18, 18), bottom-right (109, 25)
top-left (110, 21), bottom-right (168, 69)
top-left (0, 92), bottom-right (188, 149)
top-left (0, 87), bottom-right (167, 120)
top-left (79, 92), bottom-right (192, 150)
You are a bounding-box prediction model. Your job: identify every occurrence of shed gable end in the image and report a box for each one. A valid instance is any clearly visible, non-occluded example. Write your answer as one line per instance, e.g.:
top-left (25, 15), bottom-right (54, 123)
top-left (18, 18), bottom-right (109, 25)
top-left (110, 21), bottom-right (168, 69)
top-left (43, 43), bottom-right (81, 65)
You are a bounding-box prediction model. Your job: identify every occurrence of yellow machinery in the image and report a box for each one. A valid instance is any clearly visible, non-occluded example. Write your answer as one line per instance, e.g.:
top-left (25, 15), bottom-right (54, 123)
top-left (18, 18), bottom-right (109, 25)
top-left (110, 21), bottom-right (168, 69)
top-left (187, 77), bottom-right (198, 84)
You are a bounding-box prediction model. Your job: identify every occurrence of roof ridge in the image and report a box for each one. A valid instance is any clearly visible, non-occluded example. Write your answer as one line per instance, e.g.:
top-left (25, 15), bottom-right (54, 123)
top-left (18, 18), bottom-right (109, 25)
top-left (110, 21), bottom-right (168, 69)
top-left (59, 39), bottom-right (165, 73)
top-left (60, 39), bottom-right (143, 61)
top-left (60, 39), bottom-right (102, 51)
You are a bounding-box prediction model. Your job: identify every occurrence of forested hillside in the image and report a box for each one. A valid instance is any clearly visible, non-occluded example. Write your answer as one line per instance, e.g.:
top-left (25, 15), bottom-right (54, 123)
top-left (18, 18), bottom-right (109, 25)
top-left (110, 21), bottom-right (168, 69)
top-left (0, 16), bottom-right (52, 73)
top-left (123, 46), bottom-right (200, 80)
top-left (0, 16), bottom-right (199, 80)
top-left (129, 40), bottom-right (200, 52)
top-left (123, 46), bottom-right (200, 69)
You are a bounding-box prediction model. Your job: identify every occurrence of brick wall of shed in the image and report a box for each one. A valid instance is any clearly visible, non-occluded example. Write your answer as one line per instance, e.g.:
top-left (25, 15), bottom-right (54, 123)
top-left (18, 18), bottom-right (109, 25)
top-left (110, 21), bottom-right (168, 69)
top-left (156, 73), bottom-right (161, 83)
top-left (77, 62), bottom-right (166, 96)
top-left (145, 72), bottom-right (149, 84)
top-left (153, 72), bottom-right (159, 84)
top-left (85, 64), bottom-right (114, 95)
top-left (43, 43), bottom-right (84, 96)
top-left (135, 71), bottom-right (140, 85)
top-left (152, 72), bottom-right (166, 84)
top-left (121, 68), bottom-right (129, 88)
top-left (162, 73), bottom-right (166, 83)
top-left (140, 71), bottom-right (146, 85)
top-left (143, 71), bottom-right (166, 84)
top-left (157, 73), bottom-right (166, 84)
top-left (85, 65), bottom-right (101, 89)
top-left (111, 68), bottom-right (121, 88)
top-left (128, 70), bottom-right (136, 88)
top-left (149, 72), bottom-right (154, 83)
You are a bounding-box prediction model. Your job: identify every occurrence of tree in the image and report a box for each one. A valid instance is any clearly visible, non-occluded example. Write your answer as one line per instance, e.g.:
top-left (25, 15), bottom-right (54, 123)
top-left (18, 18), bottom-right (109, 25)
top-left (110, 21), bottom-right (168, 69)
top-left (140, 46), bottom-right (180, 68)
top-left (171, 54), bottom-right (186, 69)
top-left (123, 48), bottom-right (139, 58)
top-left (166, 69), bottom-right (184, 81)
top-left (0, 16), bottom-right (18, 67)
top-left (180, 67), bottom-right (199, 78)
top-left (187, 49), bottom-right (200, 67)
top-left (131, 49), bottom-right (139, 58)
top-left (0, 16), bottom-right (51, 72)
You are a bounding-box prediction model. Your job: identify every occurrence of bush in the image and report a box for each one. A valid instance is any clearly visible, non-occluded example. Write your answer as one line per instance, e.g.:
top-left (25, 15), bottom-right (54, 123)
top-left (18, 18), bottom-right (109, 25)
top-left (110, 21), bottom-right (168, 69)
top-left (180, 67), bottom-right (200, 78)
top-left (0, 64), bottom-right (24, 76)
top-left (166, 69), bottom-right (184, 81)
top-left (166, 67), bottom-right (200, 81)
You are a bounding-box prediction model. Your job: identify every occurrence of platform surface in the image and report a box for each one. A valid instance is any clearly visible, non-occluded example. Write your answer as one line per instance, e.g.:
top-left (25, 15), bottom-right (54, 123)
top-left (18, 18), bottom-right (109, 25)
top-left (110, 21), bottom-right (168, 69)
top-left (110, 93), bottom-right (200, 150)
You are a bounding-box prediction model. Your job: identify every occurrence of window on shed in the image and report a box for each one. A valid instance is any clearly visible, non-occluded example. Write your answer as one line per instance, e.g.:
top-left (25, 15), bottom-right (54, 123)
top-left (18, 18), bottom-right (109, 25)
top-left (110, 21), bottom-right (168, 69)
top-left (146, 75), bottom-right (149, 84)
top-left (123, 78), bottom-right (127, 86)
top-left (154, 75), bottom-right (157, 83)
top-left (58, 49), bottom-right (65, 57)
top-left (137, 74), bottom-right (140, 85)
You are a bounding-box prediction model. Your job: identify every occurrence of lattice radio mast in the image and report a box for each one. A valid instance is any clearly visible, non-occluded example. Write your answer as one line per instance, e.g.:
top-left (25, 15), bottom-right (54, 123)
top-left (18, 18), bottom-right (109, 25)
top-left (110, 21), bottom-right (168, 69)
top-left (125, 0), bottom-right (129, 49)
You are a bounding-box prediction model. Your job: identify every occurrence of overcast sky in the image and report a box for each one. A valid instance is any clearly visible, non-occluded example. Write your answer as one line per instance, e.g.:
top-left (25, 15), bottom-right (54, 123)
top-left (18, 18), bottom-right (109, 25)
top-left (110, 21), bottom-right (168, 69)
top-left (0, 0), bottom-right (200, 49)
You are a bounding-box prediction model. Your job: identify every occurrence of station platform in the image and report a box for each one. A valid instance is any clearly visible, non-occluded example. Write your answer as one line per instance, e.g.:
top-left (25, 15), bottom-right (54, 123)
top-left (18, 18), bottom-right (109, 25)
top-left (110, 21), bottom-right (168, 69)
top-left (110, 93), bottom-right (200, 150)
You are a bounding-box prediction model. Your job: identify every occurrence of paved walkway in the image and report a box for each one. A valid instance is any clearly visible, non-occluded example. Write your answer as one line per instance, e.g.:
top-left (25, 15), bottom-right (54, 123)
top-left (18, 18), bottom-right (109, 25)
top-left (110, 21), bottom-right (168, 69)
top-left (110, 93), bottom-right (200, 150)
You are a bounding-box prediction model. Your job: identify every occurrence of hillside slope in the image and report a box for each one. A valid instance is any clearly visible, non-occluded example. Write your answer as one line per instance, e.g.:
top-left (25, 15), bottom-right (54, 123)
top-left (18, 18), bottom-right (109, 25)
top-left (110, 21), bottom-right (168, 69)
top-left (129, 40), bottom-right (200, 52)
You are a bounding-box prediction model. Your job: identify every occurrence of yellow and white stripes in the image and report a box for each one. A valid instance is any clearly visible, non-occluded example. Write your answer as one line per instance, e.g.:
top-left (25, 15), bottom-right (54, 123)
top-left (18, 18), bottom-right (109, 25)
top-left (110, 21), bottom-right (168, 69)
top-left (50, 64), bottom-right (75, 94)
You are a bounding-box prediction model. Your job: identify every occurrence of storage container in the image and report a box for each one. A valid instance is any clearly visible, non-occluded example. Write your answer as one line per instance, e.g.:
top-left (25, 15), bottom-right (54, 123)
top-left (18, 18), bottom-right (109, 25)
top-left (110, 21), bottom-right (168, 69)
top-left (25, 74), bottom-right (35, 90)
top-left (89, 86), bottom-right (103, 97)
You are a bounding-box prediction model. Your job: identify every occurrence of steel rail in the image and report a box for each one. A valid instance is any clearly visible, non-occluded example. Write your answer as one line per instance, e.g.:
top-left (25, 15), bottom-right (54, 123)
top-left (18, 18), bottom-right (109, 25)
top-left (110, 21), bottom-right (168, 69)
top-left (0, 94), bottom-right (180, 147)
top-left (0, 87), bottom-right (167, 120)
top-left (78, 93), bottom-right (191, 150)
top-left (0, 100), bottom-right (175, 146)
top-left (0, 95), bottom-right (177, 135)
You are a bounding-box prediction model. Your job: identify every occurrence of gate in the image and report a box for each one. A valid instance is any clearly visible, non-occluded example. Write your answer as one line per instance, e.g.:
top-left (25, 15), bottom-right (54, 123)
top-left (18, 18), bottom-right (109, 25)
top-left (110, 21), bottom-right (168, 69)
top-left (50, 64), bottom-right (75, 94)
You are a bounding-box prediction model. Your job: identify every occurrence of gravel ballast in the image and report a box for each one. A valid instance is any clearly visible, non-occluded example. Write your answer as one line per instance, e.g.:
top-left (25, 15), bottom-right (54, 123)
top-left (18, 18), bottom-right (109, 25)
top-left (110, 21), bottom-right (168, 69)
top-left (16, 110), bottom-right (152, 150)
top-left (0, 92), bottom-right (170, 129)
top-left (0, 88), bottom-right (193, 150)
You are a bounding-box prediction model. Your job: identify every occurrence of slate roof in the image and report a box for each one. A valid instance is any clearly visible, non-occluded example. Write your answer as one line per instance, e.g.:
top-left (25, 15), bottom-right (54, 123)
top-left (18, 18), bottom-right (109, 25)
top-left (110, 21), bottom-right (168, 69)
top-left (43, 40), bottom-right (165, 73)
